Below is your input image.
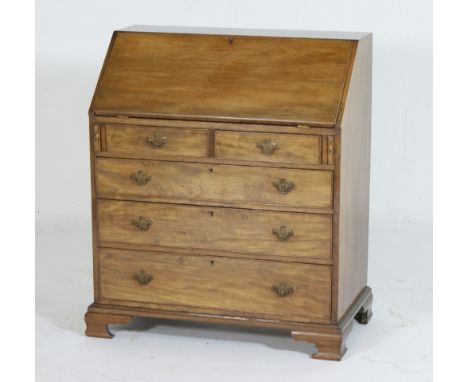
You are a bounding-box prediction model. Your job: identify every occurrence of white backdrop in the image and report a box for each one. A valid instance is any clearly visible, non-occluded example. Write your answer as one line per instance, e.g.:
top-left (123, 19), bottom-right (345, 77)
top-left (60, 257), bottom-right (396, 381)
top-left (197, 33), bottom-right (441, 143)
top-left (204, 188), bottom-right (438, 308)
top-left (36, 1), bottom-right (432, 380)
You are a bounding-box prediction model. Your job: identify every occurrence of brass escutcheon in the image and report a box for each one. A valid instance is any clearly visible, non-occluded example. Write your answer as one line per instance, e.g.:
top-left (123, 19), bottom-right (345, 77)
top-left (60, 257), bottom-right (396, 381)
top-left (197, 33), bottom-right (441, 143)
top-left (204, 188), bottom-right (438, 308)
top-left (131, 216), bottom-right (152, 231)
top-left (134, 270), bottom-right (154, 285)
top-left (273, 178), bottom-right (294, 194)
top-left (272, 281), bottom-right (294, 297)
top-left (272, 225), bottom-right (294, 241)
top-left (147, 133), bottom-right (167, 148)
top-left (256, 139), bottom-right (278, 155)
top-left (130, 170), bottom-right (151, 186)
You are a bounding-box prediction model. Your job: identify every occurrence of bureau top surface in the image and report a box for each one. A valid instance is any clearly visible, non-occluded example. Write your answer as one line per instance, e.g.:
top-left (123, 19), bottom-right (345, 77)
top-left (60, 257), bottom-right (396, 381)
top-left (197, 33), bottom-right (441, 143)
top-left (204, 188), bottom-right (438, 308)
top-left (91, 27), bottom-right (365, 126)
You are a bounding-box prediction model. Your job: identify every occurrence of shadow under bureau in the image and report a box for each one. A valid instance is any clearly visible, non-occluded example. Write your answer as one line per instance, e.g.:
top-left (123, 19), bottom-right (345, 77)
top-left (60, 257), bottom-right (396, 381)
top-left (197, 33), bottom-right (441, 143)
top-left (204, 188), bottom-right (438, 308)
top-left (85, 26), bottom-right (373, 361)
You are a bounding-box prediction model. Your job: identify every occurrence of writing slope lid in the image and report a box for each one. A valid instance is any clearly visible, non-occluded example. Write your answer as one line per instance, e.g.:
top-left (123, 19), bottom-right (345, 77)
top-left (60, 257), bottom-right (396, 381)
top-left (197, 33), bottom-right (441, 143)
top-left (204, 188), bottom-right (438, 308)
top-left (91, 30), bottom-right (357, 127)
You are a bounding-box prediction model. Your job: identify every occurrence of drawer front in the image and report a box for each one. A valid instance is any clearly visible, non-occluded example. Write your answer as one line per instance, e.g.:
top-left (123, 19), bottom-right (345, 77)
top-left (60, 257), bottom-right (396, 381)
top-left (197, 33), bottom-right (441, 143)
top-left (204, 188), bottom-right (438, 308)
top-left (102, 125), bottom-right (209, 158)
top-left (96, 158), bottom-right (333, 210)
top-left (215, 131), bottom-right (322, 165)
top-left (99, 248), bottom-right (332, 323)
top-left (97, 200), bottom-right (332, 262)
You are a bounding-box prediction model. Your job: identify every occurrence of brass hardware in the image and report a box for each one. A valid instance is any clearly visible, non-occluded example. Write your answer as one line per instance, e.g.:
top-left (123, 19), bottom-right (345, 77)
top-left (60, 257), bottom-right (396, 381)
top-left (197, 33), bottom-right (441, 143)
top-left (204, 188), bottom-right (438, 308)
top-left (272, 226), bottom-right (294, 241)
top-left (134, 270), bottom-right (153, 285)
top-left (256, 139), bottom-right (278, 155)
top-left (148, 133), bottom-right (167, 148)
top-left (130, 170), bottom-right (151, 186)
top-left (272, 281), bottom-right (294, 297)
top-left (273, 178), bottom-right (294, 194)
top-left (131, 216), bottom-right (152, 231)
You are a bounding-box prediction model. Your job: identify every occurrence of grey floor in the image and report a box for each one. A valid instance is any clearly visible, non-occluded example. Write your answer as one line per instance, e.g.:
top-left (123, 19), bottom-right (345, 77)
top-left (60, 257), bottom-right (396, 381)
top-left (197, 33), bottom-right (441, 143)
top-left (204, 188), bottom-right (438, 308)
top-left (36, 221), bottom-right (432, 381)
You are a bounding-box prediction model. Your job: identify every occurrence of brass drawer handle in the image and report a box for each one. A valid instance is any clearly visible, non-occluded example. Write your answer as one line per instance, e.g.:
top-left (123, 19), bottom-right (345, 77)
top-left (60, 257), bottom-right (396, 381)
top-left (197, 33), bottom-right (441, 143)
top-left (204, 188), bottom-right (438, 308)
top-left (272, 225), bottom-right (294, 241)
top-left (130, 170), bottom-right (151, 186)
top-left (272, 281), bottom-right (294, 297)
top-left (148, 133), bottom-right (167, 148)
top-left (131, 216), bottom-right (152, 231)
top-left (273, 178), bottom-right (294, 194)
top-left (256, 139), bottom-right (278, 155)
top-left (134, 270), bottom-right (154, 285)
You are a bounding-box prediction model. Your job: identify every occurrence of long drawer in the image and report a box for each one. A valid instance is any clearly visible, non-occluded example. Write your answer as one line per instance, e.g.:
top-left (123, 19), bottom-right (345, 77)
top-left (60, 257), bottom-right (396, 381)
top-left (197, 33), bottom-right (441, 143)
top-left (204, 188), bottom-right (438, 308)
top-left (96, 157), bottom-right (333, 210)
top-left (98, 248), bottom-right (332, 323)
top-left (97, 200), bottom-right (332, 262)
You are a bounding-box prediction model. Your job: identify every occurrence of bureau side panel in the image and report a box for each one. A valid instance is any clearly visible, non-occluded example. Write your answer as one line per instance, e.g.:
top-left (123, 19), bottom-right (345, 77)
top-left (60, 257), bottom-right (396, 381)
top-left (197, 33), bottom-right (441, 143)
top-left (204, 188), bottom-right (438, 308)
top-left (337, 35), bottom-right (372, 319)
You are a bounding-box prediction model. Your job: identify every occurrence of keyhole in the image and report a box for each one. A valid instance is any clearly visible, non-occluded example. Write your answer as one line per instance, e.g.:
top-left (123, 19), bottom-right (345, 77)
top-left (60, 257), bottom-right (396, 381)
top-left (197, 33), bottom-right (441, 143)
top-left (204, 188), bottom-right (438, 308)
top-left (210, 260), bottom-right (214, 266)
top-left (209, 168), bottom-right (214, 173)
top-left (209, 211), bottom-right (214, 217)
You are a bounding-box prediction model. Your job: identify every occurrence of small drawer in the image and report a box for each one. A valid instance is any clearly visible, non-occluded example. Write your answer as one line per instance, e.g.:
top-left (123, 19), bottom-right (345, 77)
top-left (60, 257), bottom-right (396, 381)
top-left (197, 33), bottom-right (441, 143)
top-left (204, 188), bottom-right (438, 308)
top-left (98, 248), bottom-right (332, 323)
top-left (101, 125), bottom-right (209, 158)
top-left (97, 200), bottom-right (332, 262)
top-left (96, 158), bottom-right (333, 210)
top-left (215, 131), bottom-right (322, 165)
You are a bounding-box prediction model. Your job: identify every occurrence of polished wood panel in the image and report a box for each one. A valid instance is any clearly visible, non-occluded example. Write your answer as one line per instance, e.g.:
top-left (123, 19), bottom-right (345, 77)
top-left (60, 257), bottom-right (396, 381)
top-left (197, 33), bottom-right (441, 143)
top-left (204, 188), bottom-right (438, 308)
top-left (98, 248), bottom-right (332, 323)
top-left (96, 157), bottom-right (333, 210)
top-left (215, 131), bottom-right (322, 165)
top-left (103, 125), bottom-right (209, 158)
top-left (97, 200), bottom-right (332, 262)
top-left (92, 32), bottom-right (354, 126)
top-left (337, 35), bottom-right (372, 319)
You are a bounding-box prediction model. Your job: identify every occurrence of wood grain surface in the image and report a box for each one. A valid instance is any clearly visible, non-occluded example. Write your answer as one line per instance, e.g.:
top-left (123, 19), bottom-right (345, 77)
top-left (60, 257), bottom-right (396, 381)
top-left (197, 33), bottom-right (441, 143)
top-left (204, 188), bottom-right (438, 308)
top-left (91, 32), bottom-right (354, 126)
top-left (215, 130), bottom-right (322, 165)
top-left (98, 248), bottom-right (332, 323)
top-left (97, 200), bottom-right (332, 261)
top-left (96, 157), bottom-right (333, 209)
top-left (103, 125), bottom-right (209, 158)
top-left (337, 35), bottom-right (372, 319)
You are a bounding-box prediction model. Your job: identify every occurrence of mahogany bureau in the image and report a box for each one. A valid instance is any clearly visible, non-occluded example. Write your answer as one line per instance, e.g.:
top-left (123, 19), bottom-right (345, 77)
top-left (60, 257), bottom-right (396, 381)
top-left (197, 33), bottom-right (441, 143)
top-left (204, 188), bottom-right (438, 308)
top-left (84, 26), bottom-right (373, 361)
